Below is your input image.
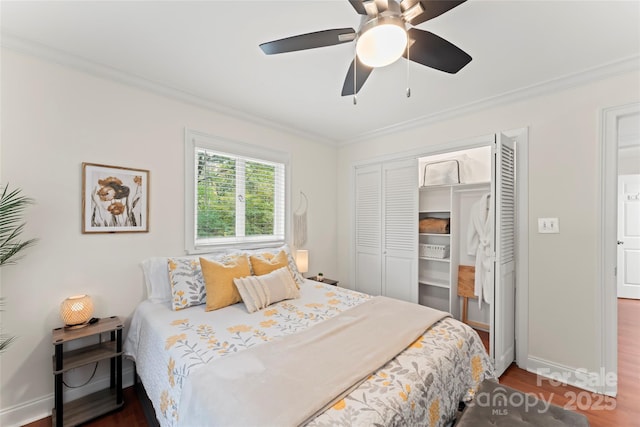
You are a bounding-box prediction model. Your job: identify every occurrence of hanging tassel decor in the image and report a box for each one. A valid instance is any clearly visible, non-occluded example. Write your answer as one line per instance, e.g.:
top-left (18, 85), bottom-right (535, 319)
top-left (293, 191), bottom-right (308, 248)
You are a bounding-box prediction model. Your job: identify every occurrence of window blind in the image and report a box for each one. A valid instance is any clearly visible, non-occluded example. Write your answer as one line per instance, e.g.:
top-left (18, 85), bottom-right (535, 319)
top-left (184, 129), bottom-right (289, 253)
top-left (194, 148), bottom-right (285, 247)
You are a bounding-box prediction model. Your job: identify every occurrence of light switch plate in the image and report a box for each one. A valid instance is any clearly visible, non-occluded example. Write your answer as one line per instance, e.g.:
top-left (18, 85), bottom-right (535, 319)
top-left (538, 218), bottom-right (559, 233)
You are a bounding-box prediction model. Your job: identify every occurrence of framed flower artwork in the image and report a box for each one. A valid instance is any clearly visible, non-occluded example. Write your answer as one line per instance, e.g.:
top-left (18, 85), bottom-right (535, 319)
top-left (82, 163), bottom-right (149, 233)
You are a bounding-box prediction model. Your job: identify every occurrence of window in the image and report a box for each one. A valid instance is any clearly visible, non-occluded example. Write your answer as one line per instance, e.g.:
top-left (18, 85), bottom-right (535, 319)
top-left (185, 129), bottom-right (287, 252)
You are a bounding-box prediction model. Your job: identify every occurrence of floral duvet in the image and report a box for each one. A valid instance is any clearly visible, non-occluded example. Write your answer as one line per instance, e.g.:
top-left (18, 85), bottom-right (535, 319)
top-left (124, 280), bottom-right (495, 427)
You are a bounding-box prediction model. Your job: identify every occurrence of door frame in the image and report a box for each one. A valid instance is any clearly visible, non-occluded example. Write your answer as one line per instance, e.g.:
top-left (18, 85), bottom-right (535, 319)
top-left (599, 102), bottom-right (640, 397)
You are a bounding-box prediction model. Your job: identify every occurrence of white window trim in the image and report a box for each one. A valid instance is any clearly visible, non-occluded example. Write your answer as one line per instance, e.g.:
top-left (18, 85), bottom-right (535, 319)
top-left (184, 128), bottom-right (290, 254)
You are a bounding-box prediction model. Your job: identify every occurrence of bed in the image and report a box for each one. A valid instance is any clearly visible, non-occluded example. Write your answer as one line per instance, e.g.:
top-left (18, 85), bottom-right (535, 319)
top-left (124, 246), bottom-right (495, 427)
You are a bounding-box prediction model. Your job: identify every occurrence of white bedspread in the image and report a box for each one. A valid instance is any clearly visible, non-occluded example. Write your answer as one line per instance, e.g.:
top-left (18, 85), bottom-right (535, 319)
top-left (124, 280), bottom-right (495, 427)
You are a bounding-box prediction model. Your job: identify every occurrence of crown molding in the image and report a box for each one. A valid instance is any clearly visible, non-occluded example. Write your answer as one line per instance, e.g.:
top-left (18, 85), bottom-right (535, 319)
top-left (0, 33), bottom-right (339, 147)
top-left (2, 33), bottom-right (638, 148)
top-left (342, 55), bottom-right (640, 146)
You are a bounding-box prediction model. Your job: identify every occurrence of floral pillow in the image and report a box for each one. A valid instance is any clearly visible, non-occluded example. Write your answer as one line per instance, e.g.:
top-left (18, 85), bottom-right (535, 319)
top-left (167, 253), bottom-right (236, 311)
top-left (168, 258), bottom-right (205, 311)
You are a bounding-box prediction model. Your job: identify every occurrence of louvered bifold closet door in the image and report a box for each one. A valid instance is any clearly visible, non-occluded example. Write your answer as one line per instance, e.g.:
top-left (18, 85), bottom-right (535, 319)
top-left (382, 159), bottom-right (419, 303)
top-left (355, 164), bottom-right (383, 296)
top-left (492, 133), bottom-right (517, 377)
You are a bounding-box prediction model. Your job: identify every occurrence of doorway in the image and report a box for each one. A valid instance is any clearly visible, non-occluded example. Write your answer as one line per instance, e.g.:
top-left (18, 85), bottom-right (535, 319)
top-left (350, 127), bottom-right (529, 373)
top-left (616, 114), bottom-right (640, 299)
top-left (600, 102), bottom-right (640, 397)
top-left (416, 135), bottom-right (517, 377)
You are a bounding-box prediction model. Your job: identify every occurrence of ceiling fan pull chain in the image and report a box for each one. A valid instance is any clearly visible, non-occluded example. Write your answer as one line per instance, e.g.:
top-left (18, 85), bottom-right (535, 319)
top-left (406, 41), bottom-right (411, 98)
top-left (353, 48), bottom-right (358, 105)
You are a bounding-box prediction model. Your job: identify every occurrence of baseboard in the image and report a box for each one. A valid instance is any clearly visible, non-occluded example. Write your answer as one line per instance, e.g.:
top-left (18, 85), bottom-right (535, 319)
top-left (526, 356), bottom-right (609, 394)
top-left (0, 366), bottom-right (135, 427)
top-left (0, 394), bottom-right (53, 427)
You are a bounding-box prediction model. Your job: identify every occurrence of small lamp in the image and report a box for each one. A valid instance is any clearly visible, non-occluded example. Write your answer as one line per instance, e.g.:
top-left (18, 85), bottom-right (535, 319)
top-left (295, 250), bottom-right (309, 275)
top-left (60, 294), bottom-right (94, 329)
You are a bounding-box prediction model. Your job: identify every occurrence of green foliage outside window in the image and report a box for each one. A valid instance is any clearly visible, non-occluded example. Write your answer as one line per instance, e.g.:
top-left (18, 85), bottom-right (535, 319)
top-left (196, 152), bottom-right (275, 239)
top-left (245, 161), bottom-right (275, 236)
top-left (197, 152), bottom-right (236, 238)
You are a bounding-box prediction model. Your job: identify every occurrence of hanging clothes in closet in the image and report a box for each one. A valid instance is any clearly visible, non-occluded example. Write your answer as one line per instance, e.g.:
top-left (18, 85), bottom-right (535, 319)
top-left (467, 193), bottom-right (493, 307)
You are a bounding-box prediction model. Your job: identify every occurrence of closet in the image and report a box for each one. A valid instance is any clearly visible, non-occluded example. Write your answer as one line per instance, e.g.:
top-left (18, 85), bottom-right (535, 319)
top-left (419, 183), bottom-right (492, 323)
top-left (353, 133), bottom-right (516, 377)
top-left (354, 158), bottom-right (418, 303)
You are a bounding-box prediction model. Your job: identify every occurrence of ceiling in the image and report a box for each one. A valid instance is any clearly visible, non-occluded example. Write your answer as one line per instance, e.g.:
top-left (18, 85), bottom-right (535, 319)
top-left (1, 1), bottom-right (639, 145)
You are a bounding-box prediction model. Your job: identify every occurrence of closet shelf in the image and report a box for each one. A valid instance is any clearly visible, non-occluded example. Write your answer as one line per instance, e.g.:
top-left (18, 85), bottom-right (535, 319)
top-left (419, 256), bottom-right (451, 262)
top-left (419, 279), bottom-right (450, 289)
top-left (419, 233), bottom-right (451, 237)
top-left (420, 182), bottom-right (491, 191)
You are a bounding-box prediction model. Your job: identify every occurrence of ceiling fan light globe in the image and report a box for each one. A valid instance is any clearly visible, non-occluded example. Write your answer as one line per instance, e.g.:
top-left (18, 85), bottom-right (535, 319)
top-left (356, 23), bottom-right (407, 68)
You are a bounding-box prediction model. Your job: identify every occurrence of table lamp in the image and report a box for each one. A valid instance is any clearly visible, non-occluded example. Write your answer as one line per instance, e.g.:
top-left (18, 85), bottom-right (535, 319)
top-left (295, 250), bottom-right (309, 275)
top-left (60, 294), bottom-right (94, 329)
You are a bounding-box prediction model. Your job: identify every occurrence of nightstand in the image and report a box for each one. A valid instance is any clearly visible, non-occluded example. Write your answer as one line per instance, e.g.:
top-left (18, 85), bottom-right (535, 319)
top-left (306, 275), bottom-right (339, 286)
top-left (52, 316), bottom-right (124, 426)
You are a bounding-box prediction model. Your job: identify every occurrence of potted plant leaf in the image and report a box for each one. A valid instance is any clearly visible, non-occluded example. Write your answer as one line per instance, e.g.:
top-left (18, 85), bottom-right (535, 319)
top-left (0, 184), bottom-right (37, 351)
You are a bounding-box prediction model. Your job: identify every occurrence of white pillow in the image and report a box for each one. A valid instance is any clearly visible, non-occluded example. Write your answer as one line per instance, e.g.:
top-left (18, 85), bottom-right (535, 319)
top-left (141, 257), bottom-right (172, 304)
top-left (141, 251), bottom-right (228, 305)
top-left (233, 267), bottom-right (300, 313)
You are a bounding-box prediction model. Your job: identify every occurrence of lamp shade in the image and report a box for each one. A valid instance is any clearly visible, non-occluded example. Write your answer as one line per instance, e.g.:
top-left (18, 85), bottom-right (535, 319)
top-left (295, 250), bottom-right (309, 274)
top-left (60, 294), bottom-right (94, 327)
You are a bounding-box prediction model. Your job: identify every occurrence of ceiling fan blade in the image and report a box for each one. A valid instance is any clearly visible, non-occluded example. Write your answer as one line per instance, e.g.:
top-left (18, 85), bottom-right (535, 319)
top-left (259, 28), bottom-right (356, 54)
top-left (341, 58), bottom-right (374, 96)
top-left (348, 0), bottom-right (367, 15)
top-left (406, 0), bottom-right (467, 26)
top-left (403, 28), bottom-right (471, 73)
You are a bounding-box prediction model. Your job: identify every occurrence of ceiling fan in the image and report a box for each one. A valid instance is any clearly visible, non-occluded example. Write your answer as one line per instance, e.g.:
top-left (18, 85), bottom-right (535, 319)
top-left (259, 0), bottom-right (472, 96)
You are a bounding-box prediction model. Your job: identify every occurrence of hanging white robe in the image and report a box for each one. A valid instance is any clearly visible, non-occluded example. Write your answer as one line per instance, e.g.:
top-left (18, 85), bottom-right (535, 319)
top-left (467, 193), bottom-right (493, 307)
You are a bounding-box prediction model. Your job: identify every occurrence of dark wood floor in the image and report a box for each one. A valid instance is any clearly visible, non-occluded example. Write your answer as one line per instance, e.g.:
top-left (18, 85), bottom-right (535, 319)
top-left (25, 299), bottom-right (639, 427)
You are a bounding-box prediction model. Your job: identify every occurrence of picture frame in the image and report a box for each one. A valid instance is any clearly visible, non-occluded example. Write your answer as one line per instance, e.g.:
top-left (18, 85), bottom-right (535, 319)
top-left (82, 162), bottom-right (149, 233)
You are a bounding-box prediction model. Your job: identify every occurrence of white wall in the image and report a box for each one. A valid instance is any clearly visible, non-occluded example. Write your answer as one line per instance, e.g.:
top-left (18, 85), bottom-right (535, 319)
top-left (337, 71), bottom-right (639, 380)
top-left (0, 48), bottom-right (338, 425)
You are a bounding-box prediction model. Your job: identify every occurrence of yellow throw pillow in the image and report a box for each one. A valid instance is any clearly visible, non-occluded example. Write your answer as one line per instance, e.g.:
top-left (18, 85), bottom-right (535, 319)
top-left (249, 250), bottom-right (289, 276)
top-left (200, 255), bottom-right (250, 311)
